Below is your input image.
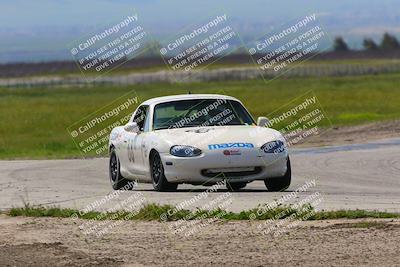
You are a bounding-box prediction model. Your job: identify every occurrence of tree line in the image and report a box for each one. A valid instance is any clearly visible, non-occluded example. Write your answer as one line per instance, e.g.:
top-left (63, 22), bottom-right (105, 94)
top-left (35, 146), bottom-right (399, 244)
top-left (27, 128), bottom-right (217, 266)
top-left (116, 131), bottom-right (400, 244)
top-left (334, 33), bottom-right (400, 52)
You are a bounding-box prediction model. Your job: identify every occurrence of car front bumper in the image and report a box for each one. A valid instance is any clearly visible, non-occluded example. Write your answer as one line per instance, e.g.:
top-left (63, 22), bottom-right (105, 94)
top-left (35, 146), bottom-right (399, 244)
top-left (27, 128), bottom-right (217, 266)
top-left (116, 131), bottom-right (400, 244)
top-left (160, 149), bottom-right (289, 184)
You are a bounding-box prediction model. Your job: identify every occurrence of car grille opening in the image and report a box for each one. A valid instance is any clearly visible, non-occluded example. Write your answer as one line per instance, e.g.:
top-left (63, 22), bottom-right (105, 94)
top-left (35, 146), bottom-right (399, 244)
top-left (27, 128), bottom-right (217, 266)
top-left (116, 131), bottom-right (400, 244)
top-left (201, 167), bottom-right (262, 178)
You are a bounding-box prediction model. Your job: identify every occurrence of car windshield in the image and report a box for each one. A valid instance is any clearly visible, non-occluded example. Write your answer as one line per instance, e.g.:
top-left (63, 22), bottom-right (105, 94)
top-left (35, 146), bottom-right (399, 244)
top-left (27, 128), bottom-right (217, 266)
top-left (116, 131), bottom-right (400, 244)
top-left (153, 99), bottom-right (255, 130)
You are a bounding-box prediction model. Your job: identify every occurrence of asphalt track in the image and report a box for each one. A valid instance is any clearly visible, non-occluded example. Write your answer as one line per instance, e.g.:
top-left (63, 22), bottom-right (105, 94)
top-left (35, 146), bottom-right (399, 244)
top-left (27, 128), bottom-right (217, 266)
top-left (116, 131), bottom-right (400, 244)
top-left (1, 138), bottom-right (399, 212)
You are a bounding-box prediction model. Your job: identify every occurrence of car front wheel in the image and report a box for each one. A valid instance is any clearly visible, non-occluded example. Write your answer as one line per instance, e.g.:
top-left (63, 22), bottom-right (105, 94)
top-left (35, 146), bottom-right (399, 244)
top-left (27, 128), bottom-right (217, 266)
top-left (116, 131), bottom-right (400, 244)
top-left (264, 157), bottom-right (291, 192)
top-left (150, 151), bottom-right (178, 192)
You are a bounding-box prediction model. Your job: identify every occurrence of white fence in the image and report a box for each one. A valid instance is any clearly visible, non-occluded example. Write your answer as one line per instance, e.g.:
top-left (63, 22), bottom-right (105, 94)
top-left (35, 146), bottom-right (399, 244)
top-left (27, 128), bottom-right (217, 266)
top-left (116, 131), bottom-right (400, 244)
top-left (1, 62), bottom-right (400, 88)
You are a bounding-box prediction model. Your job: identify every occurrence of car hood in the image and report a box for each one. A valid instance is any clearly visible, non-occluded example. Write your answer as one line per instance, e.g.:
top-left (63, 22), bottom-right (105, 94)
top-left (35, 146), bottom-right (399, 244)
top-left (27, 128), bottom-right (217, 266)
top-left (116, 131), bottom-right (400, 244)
top-left (154, 125), bottom-right (284, 150)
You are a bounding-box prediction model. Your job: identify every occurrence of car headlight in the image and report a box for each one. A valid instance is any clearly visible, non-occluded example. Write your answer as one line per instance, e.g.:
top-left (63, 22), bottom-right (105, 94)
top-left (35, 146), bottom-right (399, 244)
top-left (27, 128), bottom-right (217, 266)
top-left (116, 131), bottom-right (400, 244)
top-left (170, 145), bottom-right (202, 157)
top-left (261, 140), bottom-right (286, 154)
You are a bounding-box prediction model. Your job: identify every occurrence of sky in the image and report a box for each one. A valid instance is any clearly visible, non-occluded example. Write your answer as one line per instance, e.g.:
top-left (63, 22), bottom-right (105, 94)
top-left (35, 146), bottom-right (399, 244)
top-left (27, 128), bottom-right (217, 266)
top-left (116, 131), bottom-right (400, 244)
top-left (0, 0), bottom-right (399, 63)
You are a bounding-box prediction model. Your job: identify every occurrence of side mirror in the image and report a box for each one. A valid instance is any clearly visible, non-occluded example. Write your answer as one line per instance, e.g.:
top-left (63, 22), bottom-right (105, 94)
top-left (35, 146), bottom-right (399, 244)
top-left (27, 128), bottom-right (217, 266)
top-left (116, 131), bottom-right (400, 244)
top-left (257, 116), bottom-right (270, 127)
top-left (124, 122), bottom-right (140, 133)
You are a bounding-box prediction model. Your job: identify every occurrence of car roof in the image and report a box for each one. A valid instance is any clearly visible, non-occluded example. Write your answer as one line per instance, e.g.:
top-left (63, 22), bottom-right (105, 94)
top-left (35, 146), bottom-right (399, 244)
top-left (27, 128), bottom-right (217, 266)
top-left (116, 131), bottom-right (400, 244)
top-left (141, 94), bottom-right (240, 106)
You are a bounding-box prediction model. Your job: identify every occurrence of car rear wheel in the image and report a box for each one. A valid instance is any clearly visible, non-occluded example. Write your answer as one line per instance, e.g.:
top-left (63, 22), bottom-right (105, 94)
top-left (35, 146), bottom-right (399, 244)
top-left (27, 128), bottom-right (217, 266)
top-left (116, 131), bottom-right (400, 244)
top-left (264, 157), bottom-right (291, 192)
top-left (109, 147), bottom-right (134, 190)
top-left (226, 182), bottom-right (247, 191)
top-left (150, 151), bottom-right (178, 192)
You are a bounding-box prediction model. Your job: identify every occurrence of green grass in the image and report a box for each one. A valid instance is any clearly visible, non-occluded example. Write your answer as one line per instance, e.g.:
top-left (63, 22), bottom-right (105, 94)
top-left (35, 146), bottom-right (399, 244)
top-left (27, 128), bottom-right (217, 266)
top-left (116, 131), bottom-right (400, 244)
top-left (6, 203), bottom-right (400, 221)
top-left (1, 73), bottom-right (400, 159)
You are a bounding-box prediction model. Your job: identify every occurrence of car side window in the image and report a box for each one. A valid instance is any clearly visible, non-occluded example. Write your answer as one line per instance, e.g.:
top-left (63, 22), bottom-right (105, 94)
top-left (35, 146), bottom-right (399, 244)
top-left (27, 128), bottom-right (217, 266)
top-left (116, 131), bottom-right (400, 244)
top-left (132, 105), bottom-right (149, 132)
top-left (143, 108), bottom-right (151, 132)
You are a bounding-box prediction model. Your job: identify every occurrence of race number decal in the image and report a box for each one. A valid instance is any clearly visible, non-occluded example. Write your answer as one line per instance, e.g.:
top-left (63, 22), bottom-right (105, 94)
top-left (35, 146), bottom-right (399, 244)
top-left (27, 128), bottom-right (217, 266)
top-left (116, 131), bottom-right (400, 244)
top-left (128, 139), bottom-right (135, 162)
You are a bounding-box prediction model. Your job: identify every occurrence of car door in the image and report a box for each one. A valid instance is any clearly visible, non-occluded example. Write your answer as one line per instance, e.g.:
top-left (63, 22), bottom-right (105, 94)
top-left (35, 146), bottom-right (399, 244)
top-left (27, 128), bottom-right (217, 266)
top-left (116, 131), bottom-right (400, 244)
top-left (134, 107), bottom-right (153, 177)
top-left (126, 105), bottom-right (149, 176)
top-left (117, 108), bottom-right (141, 176)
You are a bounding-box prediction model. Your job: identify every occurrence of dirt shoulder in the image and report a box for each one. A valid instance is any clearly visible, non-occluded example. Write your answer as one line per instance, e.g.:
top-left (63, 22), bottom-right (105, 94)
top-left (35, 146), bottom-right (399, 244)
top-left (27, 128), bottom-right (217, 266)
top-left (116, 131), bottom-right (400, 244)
top-left (0, 215), bottom-right (399, 267)
top-left (298, 119), bottom-right (400, 147)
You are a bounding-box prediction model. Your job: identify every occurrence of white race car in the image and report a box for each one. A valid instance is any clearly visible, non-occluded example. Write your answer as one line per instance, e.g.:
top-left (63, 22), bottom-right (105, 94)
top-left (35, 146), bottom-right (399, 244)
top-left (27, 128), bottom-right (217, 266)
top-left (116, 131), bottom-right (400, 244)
top-left (109, 94), bottom-right (291, 191)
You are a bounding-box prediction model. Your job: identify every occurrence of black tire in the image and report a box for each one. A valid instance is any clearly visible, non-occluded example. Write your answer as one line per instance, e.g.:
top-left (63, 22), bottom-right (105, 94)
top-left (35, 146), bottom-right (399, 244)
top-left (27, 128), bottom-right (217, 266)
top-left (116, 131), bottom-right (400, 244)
top-left (264, 157), bottom-right (291, 192)
top-left (150, 151), bottom-right (178, 192)
top-left (109, 147), bottom-right (134, 190)
top-left (226, 182), bottom-right (247, 191)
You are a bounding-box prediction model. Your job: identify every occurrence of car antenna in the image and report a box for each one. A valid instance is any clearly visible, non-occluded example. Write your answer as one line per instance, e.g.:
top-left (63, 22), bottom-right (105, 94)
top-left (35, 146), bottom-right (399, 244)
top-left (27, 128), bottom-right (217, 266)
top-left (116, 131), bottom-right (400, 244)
top-left (188, 91), bottom-right (191, 94)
